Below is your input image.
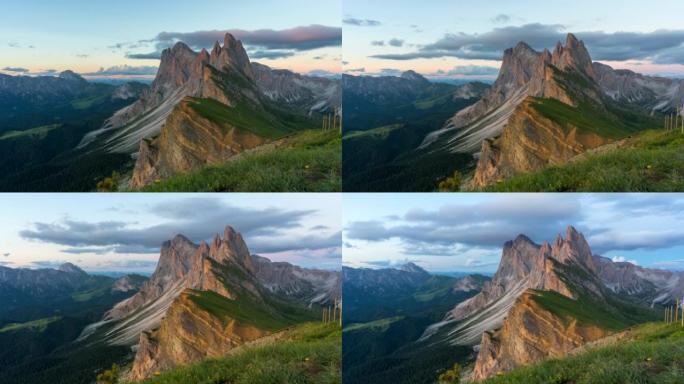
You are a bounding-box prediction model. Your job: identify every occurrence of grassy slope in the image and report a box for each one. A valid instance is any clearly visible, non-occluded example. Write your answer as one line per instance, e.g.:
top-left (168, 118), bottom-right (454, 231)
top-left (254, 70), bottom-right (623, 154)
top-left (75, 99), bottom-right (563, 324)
top-left (187, 97), bottom-right (287, 139)
top-left (479, 129), bottom-right (684, 192)
top-left (0, 316), bottom-right (62, 333)
top-left (482, 322), bottom-right (684, 384)
top-left (140, 322), bottom-right (341, 384)
top-left (138, 129), bottom-right (340, 192)
top-left (188, 290), bottom-right (300, 332)
top-left (0, 124), bottom-right (62, 140)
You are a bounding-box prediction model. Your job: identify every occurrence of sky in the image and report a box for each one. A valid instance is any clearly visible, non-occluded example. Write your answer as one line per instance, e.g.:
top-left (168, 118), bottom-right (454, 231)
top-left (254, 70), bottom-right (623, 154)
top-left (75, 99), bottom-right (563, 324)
top-left (0, 0), bottom-right (341, 81)
top-left (343, 0), bottom-right (684, 81)
top-left (343, 193), bottom-right (684, 274)
top-left (0, 193), bottom-right (341, 274)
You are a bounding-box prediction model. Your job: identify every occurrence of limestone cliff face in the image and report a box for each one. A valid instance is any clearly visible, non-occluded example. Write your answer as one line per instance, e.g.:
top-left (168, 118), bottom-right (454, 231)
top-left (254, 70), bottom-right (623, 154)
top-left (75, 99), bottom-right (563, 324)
top-left (470, 34), bottom-right (613, 188)
top-left (447, 42), bottom-right (540, 130)
top-left (471, 99), bottom-right (608, 188)
top-left (129, 290), bottom-right (268, 381)
top-left (435, 226), bottom-right (612, 381)
top-left (470, 291), bottom-right (609, 381)
top-left (441, 226), bottom-right (600, 346)
top-left (129, 98), bottom-right (265, 188)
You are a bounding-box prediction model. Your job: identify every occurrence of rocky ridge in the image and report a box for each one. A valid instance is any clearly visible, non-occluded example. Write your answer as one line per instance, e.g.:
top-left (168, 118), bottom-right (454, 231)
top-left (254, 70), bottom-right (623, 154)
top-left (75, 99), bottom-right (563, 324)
top-left (469, 34), bottom-right (615, 187)
top-left (419, 226), bottom-right (612, 380)
top-left (87, 225), bottom-right (339, 381)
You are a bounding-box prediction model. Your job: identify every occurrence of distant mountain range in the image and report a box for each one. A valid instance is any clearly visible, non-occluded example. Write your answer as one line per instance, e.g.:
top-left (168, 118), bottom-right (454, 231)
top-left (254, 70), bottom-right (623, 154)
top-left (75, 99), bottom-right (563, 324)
top-left (0, 226), bottom-right (340, 383)
top-left (343, 33), bottom-right (684, 191)
top-left (0, 33), bottom-right (341, 191)
top-left (0, 262), bottom-right (146, 384)
top-left (342, 70), bottom-right (489, 191)
top-left (342, 262), bottom-right (489, 384)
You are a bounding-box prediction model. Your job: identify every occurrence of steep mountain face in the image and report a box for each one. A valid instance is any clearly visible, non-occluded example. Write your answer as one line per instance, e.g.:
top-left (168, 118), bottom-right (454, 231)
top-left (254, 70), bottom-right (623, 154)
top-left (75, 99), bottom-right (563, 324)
top-left (86, 225), bottom-right (338, 381)
top-left (593, 62), bottom-right (684, 113)
top-left (81, 33), bottom-right (339, 188)
top-left (252, 62), bottom-right (340, 114)
top-left (101, 33), bottom-right (340, 189)
top-left (129, 98), bottom-right (267, 188)
top-left (472, 291), bottom-right (610, 380)
top-left (421, 226), bottom-right (621, 380)
top-left (421, 42), bottom-right (539, 153)
top-left (251, 255), bottom-right (340, 306)
top-left (469, 34), bottom-right (630, 188)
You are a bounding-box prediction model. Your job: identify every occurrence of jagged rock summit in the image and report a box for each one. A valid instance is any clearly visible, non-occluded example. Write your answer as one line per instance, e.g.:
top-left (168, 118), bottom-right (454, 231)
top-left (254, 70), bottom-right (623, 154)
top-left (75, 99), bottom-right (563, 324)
top-left (84, 225), bottom-right (340, 381)
top-left (420, 225), bottom-right (672, 381)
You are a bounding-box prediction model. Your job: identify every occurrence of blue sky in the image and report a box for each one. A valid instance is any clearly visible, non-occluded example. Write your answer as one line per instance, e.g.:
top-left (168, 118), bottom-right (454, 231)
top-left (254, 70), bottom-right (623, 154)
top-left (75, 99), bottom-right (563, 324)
top-left (0, 193), bottom-right (341, 273)
top-left (344, 0), bottom-right (684, 80)
top-left (343, 193), bottom-right (684, 273)
top-left (0, 0), bottom-right (341, 80)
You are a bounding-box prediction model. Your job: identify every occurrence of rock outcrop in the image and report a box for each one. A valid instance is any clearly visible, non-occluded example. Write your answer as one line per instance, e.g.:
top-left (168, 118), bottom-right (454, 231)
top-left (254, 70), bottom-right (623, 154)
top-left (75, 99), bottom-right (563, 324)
top-left (129, 290), bottom-right (268, 381)
top-left (91, 225), bottom-right (341, 380)
top-left (471, 291), bottom-right (609, 381)
top-left (470, 34), bottom-right (611, 187)
top-left (423, 226), bottom-right (612, 380)
top-left (129, 98), bottom-right (266, 188)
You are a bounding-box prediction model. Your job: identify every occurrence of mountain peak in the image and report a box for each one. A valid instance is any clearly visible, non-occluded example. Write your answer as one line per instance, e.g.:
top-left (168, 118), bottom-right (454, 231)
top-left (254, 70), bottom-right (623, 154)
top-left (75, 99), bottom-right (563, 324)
top-left (565, 33), bottom-right (580, 47)
top-left (57, 262), bottom-right (86, 275)
top-left (223, 32), bottom-right (239, 48)
top-left (401, 70), bottom-right (429, 84)
top-left (171, 41), bottom-right (193, 53)
top-left (208, 33), bottom-right (253, 80)
top-left (400, 262), bottom-right (428, 274)
top-left (58, 70), bottom-right (86, 82)
top-left (512, 41), bottom-right (535, 53)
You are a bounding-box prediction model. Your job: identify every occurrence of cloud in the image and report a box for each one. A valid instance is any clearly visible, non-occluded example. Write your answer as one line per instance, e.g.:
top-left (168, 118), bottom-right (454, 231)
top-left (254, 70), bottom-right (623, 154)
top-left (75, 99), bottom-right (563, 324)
top-left (33, 69), bottom-right (58, 76)
top-left (20, 197), bottom-right (338, 257)
top-left (75, 54), bottom-right (89, 58)
top-left (81, 65), bottom-right (158, 76)
top-left (249, 50), bottom-right (295, 60)
top-left (2, 67), bottom-right (29, 73)
top-left (369, 23), bottom-right (684, 63)
top-left (30, 260), bottom-right (69, 269)
top-left (126, 52), bottom-right (161, 60)
top-left (371, 40), bottom-right (385, 46)
top-left (346, 194), bottom-right (583, 250)
top-left (435, 65), bottom-right (500, 77)
top-left (465, 258), bottom-right (499, 268)
top-left (346, 67), bottom-right (366, 73)
top-left (132, 25), bottom-right (341, 61)
top-left (611, 256), bottom-right (638, 265)
top-left (492, 14), bottom-right (511, 24)
top-left (388, 38), bottom-right (404, 47)
top-left (7, 42), bottom-right (20, 48)
top-left (2, 253), bottom-right (9, 257)
top-left (376, 68), bottom-right (403, 76)
top-left (306, 69), bottom-right (341, 79)
top-left (343, 18), bottom-right (381, 27)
